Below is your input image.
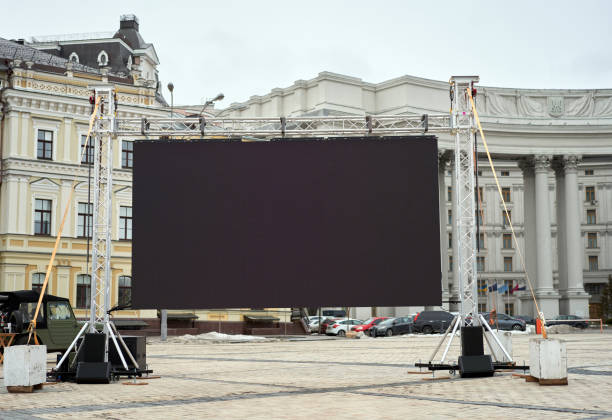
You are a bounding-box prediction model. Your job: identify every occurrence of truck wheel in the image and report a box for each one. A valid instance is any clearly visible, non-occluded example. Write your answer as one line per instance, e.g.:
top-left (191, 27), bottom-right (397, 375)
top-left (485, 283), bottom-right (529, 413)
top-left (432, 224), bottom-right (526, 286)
top-left (9, 311), bottom-right (24, 333)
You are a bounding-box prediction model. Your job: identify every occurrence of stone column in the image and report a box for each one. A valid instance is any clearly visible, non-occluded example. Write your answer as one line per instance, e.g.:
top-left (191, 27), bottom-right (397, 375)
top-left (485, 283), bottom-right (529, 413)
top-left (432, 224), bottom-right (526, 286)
top-left (63, 118), bottom-right (73, 163)
top-left (1, 175), bottom-right (20, 234)
top-left (533, 155), bottom-right (560, 318)
top-left (20, 113), bottom-right (30, 157)
top-left (559, 155), bottom-right (590, 317)
top-left (17, 176), bottom-right (28, 234)
top-left (438, 150), bottom-right (450, 310)
top-left (59, 179), bottom-right (73, 237)
top-left (519, 159), bottom-right (537, 316)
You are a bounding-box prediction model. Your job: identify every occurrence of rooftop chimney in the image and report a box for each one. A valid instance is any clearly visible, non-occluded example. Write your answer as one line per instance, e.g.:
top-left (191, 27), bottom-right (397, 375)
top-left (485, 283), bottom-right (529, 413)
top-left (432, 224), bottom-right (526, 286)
top-left (120, 14), bottom-right (139, 31)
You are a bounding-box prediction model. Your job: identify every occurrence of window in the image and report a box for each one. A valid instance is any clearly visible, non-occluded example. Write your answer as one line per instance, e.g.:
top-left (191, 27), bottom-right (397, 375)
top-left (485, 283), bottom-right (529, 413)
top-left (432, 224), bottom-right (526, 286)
top-left (80, 135), bottom-right (94, 164)
top-left (501, 187), bottom-right (511, 202)
top-left (588, 233), bottom-right (597, 248)
top-left (589, 256), bottom-right (598, 272)
top-left (97, 50), bottom-right (109, 66)
top-left (447, 170), bottom-right (452, 176)
top-left (503, 233), bottom-right (513, 249)
top-left (584, 283), bottom-right (602, 295)
top-left (448, 233), bottom-right (452, 249)
top-left (32, 273), bottom-right (46, 294)
top-left (447, 186), bottom-right (452, 202)
top-left (478, 303), bottom-right (487, 312)
top-left (119, 206), bottom-right (132, 240)
top-left (118, 275), bottom-right (132, 306)
top-left (478, 279), bottom-right (487, 296)
top-left (585, 186), bottom-right (595, 201)
top-left (76, 274), bottom-right (91, 309)
top-left (504, 257), bottom-right (513, 272)
top-left (585, 169), bottom-right (594, 176)
top-left (504, 303), bottom-right (515, 316)
top-left (477, 256), bottom-right (485, 272)
top-left (448, 256), bottom-right (453, 272)
top-left (587, 210), bottom-right (596, 225)
top-left (476, 210), bottom-right (483, 226)
top-left (34, 199), bottom-right (52, 235)
top-left (477, 233), bottom-right (485, 250)
top-left (121, 141), bottom-right (133, 168)
top-left (448, 209), bottom-right (452, 225)
top-left (48, 301), bottom-right (72, 320)
top-left (77, 203), bottom-right (92, 238)
top-left (37, 129), bottom-right (53, 160)
top-left (477, 170), bottom-right (483, 177)
top-left (501, 171), bottom-right (510, 176)
top-left (503, 210), bottom-right (511, 227)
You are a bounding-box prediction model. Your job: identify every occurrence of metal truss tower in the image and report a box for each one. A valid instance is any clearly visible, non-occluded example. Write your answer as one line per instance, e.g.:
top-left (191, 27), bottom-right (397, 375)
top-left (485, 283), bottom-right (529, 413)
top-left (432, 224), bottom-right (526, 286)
top-left (450, 76), bottom-right (480, 327)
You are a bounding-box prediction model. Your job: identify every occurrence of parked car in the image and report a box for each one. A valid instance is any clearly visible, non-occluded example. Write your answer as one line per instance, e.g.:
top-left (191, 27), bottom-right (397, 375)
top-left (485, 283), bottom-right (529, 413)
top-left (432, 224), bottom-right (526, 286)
top-left (546, 315), bottom-right (588, 329)
top-left (514, 315), bottom-right (536, 325)
top-left (325, 318), bottom-right (363, 336)
top-left (352, 317), bottom-right (390, 334)
top-left (371, 316), bottom-right (413, 337)
top-left (317, 317), bottom-right (338, 334)
top-left (412, 310), bottom-right (454, 334)
top-left (482, 313), bottom-right (526, 331)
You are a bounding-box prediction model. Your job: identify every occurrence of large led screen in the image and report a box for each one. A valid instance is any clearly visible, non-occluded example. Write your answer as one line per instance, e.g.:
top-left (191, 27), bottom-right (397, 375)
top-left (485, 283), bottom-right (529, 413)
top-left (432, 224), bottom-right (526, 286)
top-left (132, 136), bottom-right (441, 309)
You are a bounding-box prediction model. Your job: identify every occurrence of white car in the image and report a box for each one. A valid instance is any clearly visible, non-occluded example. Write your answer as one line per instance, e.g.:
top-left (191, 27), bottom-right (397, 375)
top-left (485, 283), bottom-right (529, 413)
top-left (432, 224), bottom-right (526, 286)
top-left (325, 318), bottom-right (363, 336)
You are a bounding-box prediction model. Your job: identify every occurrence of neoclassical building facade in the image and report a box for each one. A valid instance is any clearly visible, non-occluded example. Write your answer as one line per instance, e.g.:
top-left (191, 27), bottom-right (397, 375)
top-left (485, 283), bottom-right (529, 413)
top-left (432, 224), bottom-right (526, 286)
top-left (0, 17), bottom-right (167, 321)
top-left (221, 72), bottom-right (612, 319)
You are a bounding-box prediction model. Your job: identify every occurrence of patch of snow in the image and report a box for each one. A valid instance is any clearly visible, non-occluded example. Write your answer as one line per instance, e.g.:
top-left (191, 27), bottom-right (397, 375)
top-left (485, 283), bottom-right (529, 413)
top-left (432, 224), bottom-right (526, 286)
top-left (170, 331), bottom-right (268, 343)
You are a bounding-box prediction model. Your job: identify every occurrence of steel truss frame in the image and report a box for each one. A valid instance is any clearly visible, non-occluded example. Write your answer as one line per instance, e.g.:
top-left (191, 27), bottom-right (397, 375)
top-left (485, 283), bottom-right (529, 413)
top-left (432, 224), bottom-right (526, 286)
top-left (70, 77), bottom-right (511, 373)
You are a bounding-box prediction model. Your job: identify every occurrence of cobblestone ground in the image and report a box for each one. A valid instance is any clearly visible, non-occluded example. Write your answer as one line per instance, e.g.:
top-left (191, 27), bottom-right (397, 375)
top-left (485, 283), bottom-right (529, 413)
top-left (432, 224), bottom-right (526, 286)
top-left (1, 331), bottom-right (611, 419)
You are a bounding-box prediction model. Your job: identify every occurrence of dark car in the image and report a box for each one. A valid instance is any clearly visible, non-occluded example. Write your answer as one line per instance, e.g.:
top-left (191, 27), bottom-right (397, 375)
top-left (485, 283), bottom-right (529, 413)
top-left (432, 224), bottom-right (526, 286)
top-left (482, 312), bottom-right (526, 331)
top-left (514, 315), bottom-right (535, 325)
top-left (412, 310), bottom-right (454, 334)
top-left (371, 316), bottom-right (413, 337)
top-left (0, 290), bottom-right (82, 352)
top-left (546, 315), bottom-right (588, 329)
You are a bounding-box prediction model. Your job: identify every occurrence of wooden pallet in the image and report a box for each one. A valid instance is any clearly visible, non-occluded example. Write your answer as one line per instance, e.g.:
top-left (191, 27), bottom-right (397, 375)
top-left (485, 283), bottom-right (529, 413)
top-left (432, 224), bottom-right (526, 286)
top-left (6, 383), bottom-right (43, 393)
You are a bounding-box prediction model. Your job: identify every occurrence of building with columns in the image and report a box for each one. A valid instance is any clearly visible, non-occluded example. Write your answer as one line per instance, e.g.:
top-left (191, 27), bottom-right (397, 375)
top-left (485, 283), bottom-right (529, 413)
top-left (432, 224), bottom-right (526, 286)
top-left (221, 72), bottom-right (612, 320)
top-left (0, 17), bottom-right (168, 321)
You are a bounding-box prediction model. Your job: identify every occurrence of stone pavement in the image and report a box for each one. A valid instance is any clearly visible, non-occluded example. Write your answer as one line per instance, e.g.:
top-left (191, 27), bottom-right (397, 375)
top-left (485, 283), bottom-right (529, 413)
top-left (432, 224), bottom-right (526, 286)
top-left (1, 331), bottom-right (611, 419)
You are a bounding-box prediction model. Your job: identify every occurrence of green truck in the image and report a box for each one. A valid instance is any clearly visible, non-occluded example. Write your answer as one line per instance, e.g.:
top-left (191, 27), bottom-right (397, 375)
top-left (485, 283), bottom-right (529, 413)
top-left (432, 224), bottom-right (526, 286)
top-left (0, 290), bottom-right (82, 352)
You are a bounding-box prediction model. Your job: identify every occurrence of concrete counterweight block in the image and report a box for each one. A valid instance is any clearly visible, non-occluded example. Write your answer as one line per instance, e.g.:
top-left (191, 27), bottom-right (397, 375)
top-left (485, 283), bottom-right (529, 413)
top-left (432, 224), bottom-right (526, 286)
top-left (4, 345), bottom-right (47, 393)
top-left (529, 338), bottom-right (568, 385)
top-left (485, 331), bottom-right (512, 363)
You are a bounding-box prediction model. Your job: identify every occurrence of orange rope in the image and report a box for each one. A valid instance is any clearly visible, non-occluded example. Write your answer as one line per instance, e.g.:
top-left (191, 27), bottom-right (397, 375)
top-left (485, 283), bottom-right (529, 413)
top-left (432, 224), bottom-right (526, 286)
top-left (467, 88), bottom-right (547, 339)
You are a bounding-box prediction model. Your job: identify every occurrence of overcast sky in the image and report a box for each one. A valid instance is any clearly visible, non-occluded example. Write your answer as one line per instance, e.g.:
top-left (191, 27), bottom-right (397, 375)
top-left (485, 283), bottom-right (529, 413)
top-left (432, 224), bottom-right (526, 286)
top-left (4, 1), bottom-right (612, 107)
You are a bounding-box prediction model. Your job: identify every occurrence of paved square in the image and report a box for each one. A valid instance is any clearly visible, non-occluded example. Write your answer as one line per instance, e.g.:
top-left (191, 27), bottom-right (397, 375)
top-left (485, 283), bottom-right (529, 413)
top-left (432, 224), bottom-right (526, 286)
top-left (1, 332), bottom-right (611, 419)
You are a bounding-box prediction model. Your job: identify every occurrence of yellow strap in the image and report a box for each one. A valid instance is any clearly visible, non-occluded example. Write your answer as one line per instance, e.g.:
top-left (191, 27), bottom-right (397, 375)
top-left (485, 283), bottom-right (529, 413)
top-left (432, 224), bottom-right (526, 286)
top-left (27, 98), bottom-right (100, 343)
top-left (467, 88), bottom-right (547, 339)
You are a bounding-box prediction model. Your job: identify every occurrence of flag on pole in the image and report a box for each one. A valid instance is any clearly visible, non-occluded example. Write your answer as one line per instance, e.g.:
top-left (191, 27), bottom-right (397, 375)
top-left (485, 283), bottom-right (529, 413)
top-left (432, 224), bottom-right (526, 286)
top-left (488, 283), bottom-right (497, 292)
top-left (479, 283), bottom-right (488, 293)
top-left (510, 283), bottom-right (519, 294)
top-left (498, 284), bottom-right (508, 294)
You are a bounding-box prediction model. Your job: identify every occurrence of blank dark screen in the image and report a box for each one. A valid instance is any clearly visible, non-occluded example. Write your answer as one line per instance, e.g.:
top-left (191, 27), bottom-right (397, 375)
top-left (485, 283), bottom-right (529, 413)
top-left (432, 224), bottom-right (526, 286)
top-left (132, 136), bottom-right (441, 309)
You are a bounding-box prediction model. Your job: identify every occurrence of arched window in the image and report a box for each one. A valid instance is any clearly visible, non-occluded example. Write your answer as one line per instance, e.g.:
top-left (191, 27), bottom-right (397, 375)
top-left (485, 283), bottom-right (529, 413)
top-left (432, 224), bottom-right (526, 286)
top-left (118, 276), bottom-right (132, 306)
top-left (32, 273), bottom-right (46, 294)
top-left (76, 274), bottom-right (91, 309)
top-left (68, 52), bottom-right (79, 64)
top-left (97, 50), bottom-right (109, 66)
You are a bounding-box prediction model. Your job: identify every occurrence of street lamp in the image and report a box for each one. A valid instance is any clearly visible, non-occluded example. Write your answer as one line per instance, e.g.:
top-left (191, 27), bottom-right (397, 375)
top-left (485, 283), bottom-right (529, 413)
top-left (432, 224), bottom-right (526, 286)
top-left (198, 92), bottom-right (224, 117)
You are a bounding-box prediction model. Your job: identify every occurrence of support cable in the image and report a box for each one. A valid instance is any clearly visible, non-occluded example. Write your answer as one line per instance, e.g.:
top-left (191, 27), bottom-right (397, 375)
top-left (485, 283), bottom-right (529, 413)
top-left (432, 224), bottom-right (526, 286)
top-left (467, 89), bottom-right (547, 338)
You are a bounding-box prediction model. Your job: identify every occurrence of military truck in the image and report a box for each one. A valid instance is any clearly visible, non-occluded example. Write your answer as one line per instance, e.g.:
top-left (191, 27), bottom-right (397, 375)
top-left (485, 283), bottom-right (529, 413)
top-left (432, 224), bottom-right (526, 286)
top-left (0, 290), bottom-right (82, 352)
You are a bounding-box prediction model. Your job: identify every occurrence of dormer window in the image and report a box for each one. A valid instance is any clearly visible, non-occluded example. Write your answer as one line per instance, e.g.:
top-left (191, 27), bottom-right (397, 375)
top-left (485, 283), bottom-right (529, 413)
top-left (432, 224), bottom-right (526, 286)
top-left (97, 50), bottom-right (109, 66)
top-left (68, 52), bottom-right (79, 64)
top-left (126, 55), bottom-right (132, 70)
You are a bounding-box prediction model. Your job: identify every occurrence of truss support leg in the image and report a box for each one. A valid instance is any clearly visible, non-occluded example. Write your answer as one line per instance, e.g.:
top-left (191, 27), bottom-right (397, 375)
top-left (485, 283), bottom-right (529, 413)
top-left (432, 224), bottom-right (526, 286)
top-left (110, 321), bottom-right (139, 370)
top-left (107, 322), bottom-right (128, 371)
top-left (479, 314), bottom-right (512, 362)
top-left (428, 315), bottom-right (459, 363)
top-left (55, 321), bottom-right (89, 370)
top-left (441, 315), bottom-right (462, 363)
